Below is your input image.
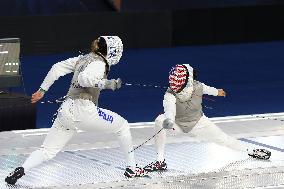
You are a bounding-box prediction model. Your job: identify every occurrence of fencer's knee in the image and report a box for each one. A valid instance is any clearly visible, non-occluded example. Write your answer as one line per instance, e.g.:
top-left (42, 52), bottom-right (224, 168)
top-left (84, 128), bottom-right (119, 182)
top-left (213, 135), bottom-right (229, 146)
top-left (116, 120), bottom-right (131, 138)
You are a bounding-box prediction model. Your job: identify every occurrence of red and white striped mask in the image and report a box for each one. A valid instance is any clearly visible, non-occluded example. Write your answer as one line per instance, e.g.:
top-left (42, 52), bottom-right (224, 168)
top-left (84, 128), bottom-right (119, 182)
top-left (169, 64), bottom-right (193, 93)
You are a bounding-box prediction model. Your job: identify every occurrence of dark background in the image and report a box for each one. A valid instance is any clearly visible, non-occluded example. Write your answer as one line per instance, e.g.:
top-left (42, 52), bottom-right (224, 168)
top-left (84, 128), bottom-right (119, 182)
top-left (0, 0), bottom-right (284, 54)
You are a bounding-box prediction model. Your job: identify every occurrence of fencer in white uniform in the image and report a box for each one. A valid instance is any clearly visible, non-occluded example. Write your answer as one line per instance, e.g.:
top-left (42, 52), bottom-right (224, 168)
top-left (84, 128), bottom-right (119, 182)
top-left (5, 36), bottom-right (145, 185)
top-left (144, 64), bottom-right (271, 172)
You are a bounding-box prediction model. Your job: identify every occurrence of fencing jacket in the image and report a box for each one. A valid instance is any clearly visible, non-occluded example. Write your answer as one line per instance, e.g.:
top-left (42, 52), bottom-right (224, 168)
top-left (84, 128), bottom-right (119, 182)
top-left (163, 81), bottom-right (218, 133)
top-left (40, 53), bottom-right (108, 105)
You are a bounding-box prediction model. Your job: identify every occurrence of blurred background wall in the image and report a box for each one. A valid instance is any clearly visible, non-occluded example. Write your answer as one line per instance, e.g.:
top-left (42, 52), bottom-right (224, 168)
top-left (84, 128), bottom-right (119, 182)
top-left (0, 0), bottom-right (284, 54)
top-left (0, 0), bottom-right (283, 129)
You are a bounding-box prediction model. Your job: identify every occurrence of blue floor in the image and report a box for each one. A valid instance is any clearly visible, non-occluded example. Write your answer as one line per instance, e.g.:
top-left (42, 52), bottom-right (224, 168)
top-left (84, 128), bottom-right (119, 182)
top-left (13, 40), bottom-right (284, 128)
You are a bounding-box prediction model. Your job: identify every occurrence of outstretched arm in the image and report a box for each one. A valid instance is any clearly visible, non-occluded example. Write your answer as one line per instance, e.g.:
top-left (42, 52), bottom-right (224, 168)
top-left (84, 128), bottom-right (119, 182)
top-left (78, 60), bottom-right (121, 90)
top-left (163, 92), bottom-right (176, 121)
top-left (31, 56), bottom-right (80, 103)
top-left (162, 92), bottom-right (176, 129)
top-left (202, 83), bottom-right (226, 97)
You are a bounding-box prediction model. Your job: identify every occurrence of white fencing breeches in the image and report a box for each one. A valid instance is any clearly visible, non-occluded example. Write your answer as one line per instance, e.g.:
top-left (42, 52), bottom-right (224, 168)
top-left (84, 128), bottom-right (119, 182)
top-left (154, 114), bottom-right (249, 161)
top-left (22, 98), bottom-right (136, 171)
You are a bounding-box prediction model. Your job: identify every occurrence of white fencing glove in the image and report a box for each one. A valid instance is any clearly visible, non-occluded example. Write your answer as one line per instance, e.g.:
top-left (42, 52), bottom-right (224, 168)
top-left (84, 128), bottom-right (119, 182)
top-left (105, 78), bottom-right (122, 91)
top-left (162, 118), bottom-right (174, 129)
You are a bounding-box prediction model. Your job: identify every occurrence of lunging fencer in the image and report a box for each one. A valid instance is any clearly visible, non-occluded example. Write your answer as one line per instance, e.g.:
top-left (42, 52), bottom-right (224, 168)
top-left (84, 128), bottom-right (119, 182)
top-left (5, 36), bottom-right (146, 185)
top-left (144, 64), bottom-right (271, 172)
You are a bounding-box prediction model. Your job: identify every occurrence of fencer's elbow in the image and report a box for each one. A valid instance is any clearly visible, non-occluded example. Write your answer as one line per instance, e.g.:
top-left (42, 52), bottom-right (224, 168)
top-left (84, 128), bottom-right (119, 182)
top-left (51, 63), bottom-right (63, 71)
top-left (47, 65), bottom-right (57, 75)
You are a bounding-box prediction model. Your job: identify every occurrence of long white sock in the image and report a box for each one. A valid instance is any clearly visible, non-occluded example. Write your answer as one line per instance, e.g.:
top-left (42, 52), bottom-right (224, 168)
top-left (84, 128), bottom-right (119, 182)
top-left (22, 149), bottom-right (49, 171)
top-left (155, 115), bottom-right (167, 162)
top-left (116, 121), bottom-right (136, 170)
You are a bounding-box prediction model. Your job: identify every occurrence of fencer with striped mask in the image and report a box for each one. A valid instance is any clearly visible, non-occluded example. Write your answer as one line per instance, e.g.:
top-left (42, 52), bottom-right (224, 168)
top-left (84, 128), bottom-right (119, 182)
top-left (144, 64), bottom-right (271, 172)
